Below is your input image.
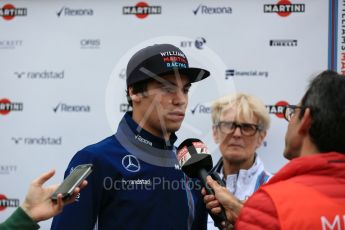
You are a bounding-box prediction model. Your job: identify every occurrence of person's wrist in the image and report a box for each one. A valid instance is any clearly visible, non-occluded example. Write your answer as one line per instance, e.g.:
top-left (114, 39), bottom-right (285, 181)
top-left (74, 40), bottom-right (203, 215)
top-left (20, 202), bottom-right (37, 222)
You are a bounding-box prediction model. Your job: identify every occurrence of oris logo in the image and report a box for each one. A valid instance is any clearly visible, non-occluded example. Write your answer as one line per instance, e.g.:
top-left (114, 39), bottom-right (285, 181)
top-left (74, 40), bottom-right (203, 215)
top-left (0, 194), bottom-right (19, 212)
top-left (14, 70), bottom-right (65, 79)
top-left (190, 103), bottom-right (211, 114)
top-left (266, 101), bottom-right (289, 119)
top-left (53, 103), bottom-right (91, 113)
top-left (0, 4), bottom-right (27, 21)
top-left (123, 2), bottom-right (161, 19)
top-left (0, 98), bottom-right (23, 115)
top-left (57, 7), bottom-right (93, 17)
top-left (180, 37), bottom-right (207, 50)
top-left (80, 39), bottom-right (101, 49)
top-left (264, 0), bottom-right (305, 17)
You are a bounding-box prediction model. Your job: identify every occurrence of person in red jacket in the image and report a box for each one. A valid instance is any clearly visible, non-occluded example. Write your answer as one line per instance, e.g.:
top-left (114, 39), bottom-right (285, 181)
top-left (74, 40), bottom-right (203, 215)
top-left (203, 70), bottom-right (345, 230)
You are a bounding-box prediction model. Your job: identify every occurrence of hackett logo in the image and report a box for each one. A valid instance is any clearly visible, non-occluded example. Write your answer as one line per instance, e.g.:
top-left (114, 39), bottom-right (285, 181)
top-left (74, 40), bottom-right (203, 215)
top-left (0, 4), bottom-right (27, 20)
top-left (123, 2), bottom-right (161, 19)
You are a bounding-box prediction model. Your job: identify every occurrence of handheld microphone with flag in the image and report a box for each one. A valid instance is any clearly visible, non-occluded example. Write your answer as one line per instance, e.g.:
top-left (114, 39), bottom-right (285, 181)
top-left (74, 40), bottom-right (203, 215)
top-left (177, 138), bottom-right (230, 229)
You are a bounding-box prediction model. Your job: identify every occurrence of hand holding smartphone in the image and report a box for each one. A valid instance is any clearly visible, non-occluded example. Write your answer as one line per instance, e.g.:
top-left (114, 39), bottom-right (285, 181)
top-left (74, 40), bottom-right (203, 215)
top-left (51, 164), bottom-right (93, 201)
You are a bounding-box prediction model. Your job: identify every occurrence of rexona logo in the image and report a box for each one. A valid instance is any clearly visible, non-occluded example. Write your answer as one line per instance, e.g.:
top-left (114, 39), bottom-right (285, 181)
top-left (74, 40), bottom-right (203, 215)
top-left (191, 103), bottom-right (211, 114)
top-left (12, 136), bottom-right (62, 145)
top-left (0, 194), bottom-right (19, 212)
top-left (123, 2), bottom-right (161, 19)
top-left (0, 98), bottom-right (23, 115)
top-left (57, 6), bottom-right (93, 17)
top-left (80, 39), bottom-right (101, 49)
top-left (225, 69), bottom-right (269, 79)
top-left (14, 70), bottom-right (64, 79)
top-left (264, 0), bottom-right (305, 17)
top-left (180, 37), bottom-right (207, 50)
top-left (266, 101), bottom-right (289, 118)
top-left (0, 4), bottom-right (27, 20)
top-left (193, 4), bottom-right (232, 15)
top-left (0, 40), bottom-right (23, 49)
top-left (270, 39), bottom-right (297, 47)
top-left (53, 103), bottom-right (90, 113)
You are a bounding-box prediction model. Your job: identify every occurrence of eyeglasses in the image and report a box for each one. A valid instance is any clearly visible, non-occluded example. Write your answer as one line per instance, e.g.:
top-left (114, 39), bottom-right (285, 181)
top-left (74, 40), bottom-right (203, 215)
top-left (283, 105), bottom-right (307, 122)
top-left (215, 121), bottom-right (263, 136)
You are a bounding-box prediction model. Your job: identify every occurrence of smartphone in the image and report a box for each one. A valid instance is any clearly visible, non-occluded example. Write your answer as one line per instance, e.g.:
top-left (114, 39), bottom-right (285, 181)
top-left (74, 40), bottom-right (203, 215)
top-left (51, 164), bottom-right (93, 201)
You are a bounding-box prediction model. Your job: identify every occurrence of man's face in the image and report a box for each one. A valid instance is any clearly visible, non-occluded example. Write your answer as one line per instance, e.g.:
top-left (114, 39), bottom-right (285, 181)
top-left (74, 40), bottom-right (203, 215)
top-left (283, 104), bottom-right (304, 160)
top-left (213, 108), bottom-right (266, 168)
top-left (131, 73), bottom-right (191, 139)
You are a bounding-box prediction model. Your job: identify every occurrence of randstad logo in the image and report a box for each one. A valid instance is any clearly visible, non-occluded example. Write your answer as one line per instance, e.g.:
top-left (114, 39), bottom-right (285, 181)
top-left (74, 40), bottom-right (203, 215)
top-left (190, 103), bottom-right (211, 114)
top-left (53, 103), bottom-right (91, 113)
top-left (0, 194), bottom-right (19, 212)
top-left (123, 2), bottom-right (161, 19)
top-left (266, 101), bottom-right (289, 119)
top-left (193, 4), bottom-right (232, 15)
top-left (0, 98), bottom-right (23, 115)
top-left (0, 4), bottom-right (27, 20)
top-left (57, 6), bottom-right (93, 17)
top-left (14, 70), bottom-right (65, 80)
top-left (11, 136), bottom-right (62, 145)
top-left (264, 0), bottom-right (305, 17)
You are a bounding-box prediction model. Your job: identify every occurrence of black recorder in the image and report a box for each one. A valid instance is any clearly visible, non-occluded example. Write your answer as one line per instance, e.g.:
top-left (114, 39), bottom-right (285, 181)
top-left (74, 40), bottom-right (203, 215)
top-left (177, 138), bottom-right (230, 230)
top-left (51, 164), bottom-right (93, 201)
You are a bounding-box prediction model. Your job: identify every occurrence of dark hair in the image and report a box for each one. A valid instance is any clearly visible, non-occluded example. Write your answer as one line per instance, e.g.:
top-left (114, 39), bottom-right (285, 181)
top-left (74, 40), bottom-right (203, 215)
top-left (126, 80), bottom-right (149, 107)
top-left (299, 70), bottom-right (345, 153)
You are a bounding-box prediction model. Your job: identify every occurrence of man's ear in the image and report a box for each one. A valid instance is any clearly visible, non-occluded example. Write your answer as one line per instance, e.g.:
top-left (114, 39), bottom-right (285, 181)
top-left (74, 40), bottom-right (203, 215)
top-left (298, 108), bottom-right (312, 135)
top-left (256, 130), bottom-right (267, 148)
top-left (212, 126), bottom-right (220, 144)
top-left (128, 87), bottom-right (141, 103)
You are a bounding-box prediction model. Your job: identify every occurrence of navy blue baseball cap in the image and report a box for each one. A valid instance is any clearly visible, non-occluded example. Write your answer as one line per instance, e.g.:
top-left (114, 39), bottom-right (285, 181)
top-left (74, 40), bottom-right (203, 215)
top-left (126, 44), bottom-right (210, 86)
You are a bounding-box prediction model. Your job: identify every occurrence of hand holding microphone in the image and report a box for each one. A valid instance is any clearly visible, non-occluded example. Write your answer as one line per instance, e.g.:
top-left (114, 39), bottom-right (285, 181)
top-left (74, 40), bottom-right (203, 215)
top-left (177, 138), bottom-right (232, 230)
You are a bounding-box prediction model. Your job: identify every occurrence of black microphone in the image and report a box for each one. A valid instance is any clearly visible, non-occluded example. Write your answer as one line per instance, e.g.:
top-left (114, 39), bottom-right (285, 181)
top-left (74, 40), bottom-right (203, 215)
top-left (177, 138), bottom-right (230, 229)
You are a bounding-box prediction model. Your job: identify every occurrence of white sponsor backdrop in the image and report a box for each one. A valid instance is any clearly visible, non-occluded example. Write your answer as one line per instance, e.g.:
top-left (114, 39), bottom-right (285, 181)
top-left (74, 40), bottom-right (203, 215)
top-left (0, 0), bottom-right (330, 228)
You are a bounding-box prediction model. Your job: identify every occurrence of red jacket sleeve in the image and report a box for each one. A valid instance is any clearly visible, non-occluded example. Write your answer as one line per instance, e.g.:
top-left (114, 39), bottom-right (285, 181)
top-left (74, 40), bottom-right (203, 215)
top-left (235, 189), bottom-right (280, 230)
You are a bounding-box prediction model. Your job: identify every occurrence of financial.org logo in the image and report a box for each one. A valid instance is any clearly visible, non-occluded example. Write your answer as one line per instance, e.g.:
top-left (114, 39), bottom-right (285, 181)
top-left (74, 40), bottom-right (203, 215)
top-left (80, 39), bottom-right (101, 49)
top-left (0, 165), bottom-right (17, 175)
top-left (190, 103), bottom-right (211, 114)
top-left (12, 136), bottom-right (62, 145)
top-left (53, 103), bottom-right (91, 113)
top-left (270, 39), bottom-right (297, 47)
top-left (225, 69), bottom-right (269, 79)
top-left (14, 70), bottom-right (64, 80)
top-left (180, 37), bottom-right (206, 50)
top-left (0, 40), bottom-right (23, 49)
top-left (193, 4), bottom-right (232, 15)
top-left (57, 6), bottom-right (93, 17)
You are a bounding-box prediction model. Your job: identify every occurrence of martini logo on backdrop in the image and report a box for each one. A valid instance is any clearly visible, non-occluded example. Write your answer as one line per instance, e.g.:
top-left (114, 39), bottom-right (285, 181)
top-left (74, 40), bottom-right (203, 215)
top-left (193, 4), bottom-right (232, 15)
top-left (57, 6), bottom-right (93, 17)
top-left (53, 103), bottom-right (91, 113)
top-left (0, 40), bottom-right (23, 49)
top-left (270, 39), bottom-right (297, 47)
top-left (0, 4), bottom-right (27, 20)
top-left (0, 194), bottom-right (19, 212)
top-left (11, 136), bottom-right (62, 145)
top-left (14, 70), bottom-right (65, 79)
top-left (0, 165), bottom-right (17, 175)
top-left (264, 1), bottom-right (305, 17)
top-left (180, 37), bottom-right (207, 49)
top-left (225, 69), bottom-right (269, 79)
top-left (266, 101), bottom-right (289, 119)
top-left (123, 2), bottom-right (161, 19)
top-left (0, 98), bottom-right (23, 115)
